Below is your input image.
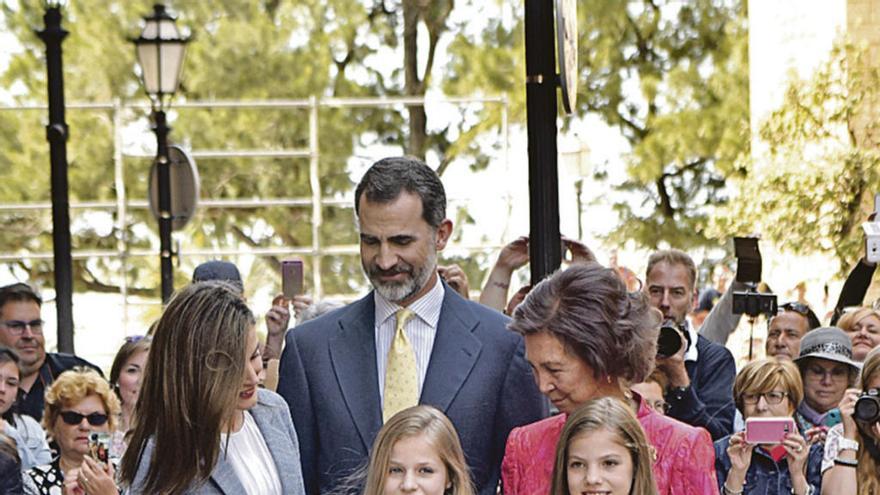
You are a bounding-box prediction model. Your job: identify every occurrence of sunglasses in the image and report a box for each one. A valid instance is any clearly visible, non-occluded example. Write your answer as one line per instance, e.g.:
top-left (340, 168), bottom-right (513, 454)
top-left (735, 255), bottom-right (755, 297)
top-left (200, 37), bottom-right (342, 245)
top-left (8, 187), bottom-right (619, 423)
top-left (779, 302), bottom-right (810, 315)
top-left (59, 411), bottom-right (109, 426)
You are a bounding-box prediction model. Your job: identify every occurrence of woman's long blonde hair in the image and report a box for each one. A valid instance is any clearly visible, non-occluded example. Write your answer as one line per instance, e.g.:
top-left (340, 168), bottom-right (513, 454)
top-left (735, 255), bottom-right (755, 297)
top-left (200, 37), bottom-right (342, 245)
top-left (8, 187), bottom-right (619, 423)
top-left (550, 397), bottom-right (658, 495)
top-left (362, 405), bottom-right (475, 495)
top-left (119, 281), bottom-right (255, 495)
top-left (856, 347), bottom-right (880, 493)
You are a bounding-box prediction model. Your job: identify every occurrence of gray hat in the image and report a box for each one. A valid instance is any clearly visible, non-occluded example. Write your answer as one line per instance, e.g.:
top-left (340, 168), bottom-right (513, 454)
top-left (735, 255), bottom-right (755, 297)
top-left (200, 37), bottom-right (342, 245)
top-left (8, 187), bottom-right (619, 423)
top-left (794, 326), bottom-right (860, 370)
top-left (192, 261), bottom-right (243, 290)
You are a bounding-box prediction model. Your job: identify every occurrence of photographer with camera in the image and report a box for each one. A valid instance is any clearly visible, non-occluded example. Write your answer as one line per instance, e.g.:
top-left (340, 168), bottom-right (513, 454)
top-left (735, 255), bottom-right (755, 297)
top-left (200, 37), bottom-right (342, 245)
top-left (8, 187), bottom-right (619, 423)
top-left (645, 249), bottom-right (737, 440)
top-left (821, 347), bottom-right (880, 494)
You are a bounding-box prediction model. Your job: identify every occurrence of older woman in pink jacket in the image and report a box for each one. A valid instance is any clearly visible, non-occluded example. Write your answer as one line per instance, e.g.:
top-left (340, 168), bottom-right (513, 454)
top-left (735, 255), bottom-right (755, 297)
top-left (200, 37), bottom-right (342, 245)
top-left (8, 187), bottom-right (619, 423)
top-left (501, 263), bottom-right (718, 495)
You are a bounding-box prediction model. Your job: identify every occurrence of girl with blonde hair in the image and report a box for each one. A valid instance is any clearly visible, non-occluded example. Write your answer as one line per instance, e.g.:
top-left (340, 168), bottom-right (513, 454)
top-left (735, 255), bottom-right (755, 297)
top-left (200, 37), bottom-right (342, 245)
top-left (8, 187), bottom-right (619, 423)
top-left (550, 397), bottom-right (657, 495)
top-left (363, 405), bottom-right (474, 495)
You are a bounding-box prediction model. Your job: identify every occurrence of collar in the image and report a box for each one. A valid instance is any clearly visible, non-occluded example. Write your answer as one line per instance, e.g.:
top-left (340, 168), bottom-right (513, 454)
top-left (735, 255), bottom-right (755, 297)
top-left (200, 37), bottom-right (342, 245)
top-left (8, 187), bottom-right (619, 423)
top-left (797, 400), bottom-right (830, 426)
top-left (683, 317), bottom-right (699, 362)
top-left (374, 275), bottom-right (445, 329)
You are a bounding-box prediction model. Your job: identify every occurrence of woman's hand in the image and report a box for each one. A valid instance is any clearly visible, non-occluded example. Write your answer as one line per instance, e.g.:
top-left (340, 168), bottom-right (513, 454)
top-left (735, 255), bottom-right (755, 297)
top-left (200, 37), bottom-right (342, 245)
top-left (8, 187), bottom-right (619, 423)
top-left (496, 236), bottom-right (530, 272)
top-left (804, 425), bottom-right (827, 444)
top-left (838, 388), bottom-right (861, 439)
top-left (78, 456), bottom-right (117, 495)
top-left (725, 431), bottom-right (754, 489)
top-left (63, 467), bottom-right (84, 495)
top-left (783, 431), bottom-right (810, 492)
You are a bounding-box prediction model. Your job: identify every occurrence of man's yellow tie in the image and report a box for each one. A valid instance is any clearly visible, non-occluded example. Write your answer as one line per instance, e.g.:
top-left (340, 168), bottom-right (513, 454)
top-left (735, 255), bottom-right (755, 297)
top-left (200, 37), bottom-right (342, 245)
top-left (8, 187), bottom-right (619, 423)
top-left (383, 308), bottom-right (418, 423)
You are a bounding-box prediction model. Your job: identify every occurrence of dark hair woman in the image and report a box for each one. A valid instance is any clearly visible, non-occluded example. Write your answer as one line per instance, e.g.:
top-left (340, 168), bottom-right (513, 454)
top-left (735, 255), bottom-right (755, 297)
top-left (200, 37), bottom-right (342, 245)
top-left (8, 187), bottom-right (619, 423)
top-left (501, 262), bottom-right (718, 494)
top-left (0, 345), bottom-right (50, 470)
top-left (107, 335), bottom-right (150, 460)
top-left (822, 347), bottom-right (880, 494)
top-left (119, 281), bottom-right (305, 494)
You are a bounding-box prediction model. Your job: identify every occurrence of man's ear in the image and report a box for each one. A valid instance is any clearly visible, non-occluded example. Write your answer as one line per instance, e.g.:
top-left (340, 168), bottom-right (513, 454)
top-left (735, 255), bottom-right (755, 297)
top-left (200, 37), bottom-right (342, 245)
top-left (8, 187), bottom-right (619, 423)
top-left (435, 219), bottom-right (453, 251)
top-left (690, 290), bottom-right (698, 313)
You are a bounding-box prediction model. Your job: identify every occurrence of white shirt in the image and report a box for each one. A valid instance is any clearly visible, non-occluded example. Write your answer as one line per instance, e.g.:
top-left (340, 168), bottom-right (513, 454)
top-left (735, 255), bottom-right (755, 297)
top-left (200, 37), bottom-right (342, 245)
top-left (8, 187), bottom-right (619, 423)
top-left (375, 278), bottom-right (445, 403)
top-left (220, 411), bottom-right (283, 495)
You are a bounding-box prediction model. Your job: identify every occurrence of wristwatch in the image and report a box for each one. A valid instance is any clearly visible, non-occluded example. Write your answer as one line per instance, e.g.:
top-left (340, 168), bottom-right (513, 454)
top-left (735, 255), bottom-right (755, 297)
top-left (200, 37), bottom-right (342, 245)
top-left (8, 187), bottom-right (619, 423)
top-left (837, 437), bottom-right (859, 452)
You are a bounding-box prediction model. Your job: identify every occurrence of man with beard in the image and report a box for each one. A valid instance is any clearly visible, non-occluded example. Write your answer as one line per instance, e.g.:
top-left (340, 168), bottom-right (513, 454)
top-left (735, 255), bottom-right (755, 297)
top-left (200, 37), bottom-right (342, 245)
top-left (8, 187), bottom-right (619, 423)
top-left (0, 283), bottom-right (99, 420)
top-left (277, 157), bottom-right (545, 495)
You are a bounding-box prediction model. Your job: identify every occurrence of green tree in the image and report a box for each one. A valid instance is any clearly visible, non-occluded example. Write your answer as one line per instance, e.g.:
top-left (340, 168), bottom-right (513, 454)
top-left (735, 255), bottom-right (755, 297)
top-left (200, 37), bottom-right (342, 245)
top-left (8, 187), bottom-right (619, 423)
top-left (0, 0), bottom-right (508, 301)
top-left (446, 0), bottom-right (750, 249)
top-left (713, 42), bottom-right (880, 272)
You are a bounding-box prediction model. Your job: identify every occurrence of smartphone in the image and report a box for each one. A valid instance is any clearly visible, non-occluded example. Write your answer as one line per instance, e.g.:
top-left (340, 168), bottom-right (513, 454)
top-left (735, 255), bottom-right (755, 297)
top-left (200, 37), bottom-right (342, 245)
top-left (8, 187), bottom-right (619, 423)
top-left (823, 409), bottom-right (842, 427)
top-left (88, 432), bottom-right (110, 464)
top-left (281, 259), bottom-right (304, 298)
top-left (744, 417), bottom-right (796, 444)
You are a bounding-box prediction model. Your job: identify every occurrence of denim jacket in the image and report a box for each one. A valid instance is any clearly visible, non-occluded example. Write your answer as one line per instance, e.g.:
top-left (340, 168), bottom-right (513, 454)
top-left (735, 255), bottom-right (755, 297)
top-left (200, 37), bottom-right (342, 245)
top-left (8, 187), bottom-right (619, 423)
top-left (714, 435), bottom-right (823, 495)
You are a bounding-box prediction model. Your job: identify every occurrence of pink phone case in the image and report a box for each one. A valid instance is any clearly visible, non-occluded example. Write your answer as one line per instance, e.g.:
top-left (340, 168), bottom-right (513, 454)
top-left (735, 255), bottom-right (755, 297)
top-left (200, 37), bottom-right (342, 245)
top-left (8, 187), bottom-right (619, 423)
top-left (744, 417), bottom-right (796, 444)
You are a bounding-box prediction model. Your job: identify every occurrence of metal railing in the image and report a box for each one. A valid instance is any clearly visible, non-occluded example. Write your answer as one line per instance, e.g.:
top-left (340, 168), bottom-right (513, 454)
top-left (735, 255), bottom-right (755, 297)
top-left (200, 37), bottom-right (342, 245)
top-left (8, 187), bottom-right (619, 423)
top-left (0, 95), bottom-right (511, 334)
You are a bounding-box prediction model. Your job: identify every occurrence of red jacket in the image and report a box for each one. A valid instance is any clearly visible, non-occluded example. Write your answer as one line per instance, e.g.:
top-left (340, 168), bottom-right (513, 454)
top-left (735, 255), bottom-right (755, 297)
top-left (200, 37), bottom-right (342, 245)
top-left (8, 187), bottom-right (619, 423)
top-left (501, 396), bottom-right (719, 495)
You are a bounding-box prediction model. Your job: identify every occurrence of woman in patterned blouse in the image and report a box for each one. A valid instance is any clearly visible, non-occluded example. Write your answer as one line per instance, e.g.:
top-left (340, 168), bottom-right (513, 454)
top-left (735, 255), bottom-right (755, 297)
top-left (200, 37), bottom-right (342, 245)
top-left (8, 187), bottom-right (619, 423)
top-left (26, 368), bottom-right (120, 495)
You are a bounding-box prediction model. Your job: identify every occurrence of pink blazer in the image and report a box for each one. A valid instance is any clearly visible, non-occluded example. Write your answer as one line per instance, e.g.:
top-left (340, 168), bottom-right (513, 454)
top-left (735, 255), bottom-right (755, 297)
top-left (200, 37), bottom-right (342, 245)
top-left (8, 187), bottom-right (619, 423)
top-left (501, 396), bottom-right (719, 495)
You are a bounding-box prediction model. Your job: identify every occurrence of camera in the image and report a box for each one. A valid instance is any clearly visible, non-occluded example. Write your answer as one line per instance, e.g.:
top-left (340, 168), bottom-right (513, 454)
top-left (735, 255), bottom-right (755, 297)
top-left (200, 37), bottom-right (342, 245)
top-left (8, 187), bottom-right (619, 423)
top-left (657, 319), bottom-right (690, 358)
top-left (862, 193), bottom-right (880, 264)
top-left (854, 389), bottom-right (880, 423)
top-left (731, 237), bottom-right (777, 318)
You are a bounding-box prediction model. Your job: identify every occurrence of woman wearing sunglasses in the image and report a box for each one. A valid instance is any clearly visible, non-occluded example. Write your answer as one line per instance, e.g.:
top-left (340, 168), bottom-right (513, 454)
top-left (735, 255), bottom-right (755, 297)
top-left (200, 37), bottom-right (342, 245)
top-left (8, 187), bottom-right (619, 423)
top-left (26, 367), bottom-right (121, 495)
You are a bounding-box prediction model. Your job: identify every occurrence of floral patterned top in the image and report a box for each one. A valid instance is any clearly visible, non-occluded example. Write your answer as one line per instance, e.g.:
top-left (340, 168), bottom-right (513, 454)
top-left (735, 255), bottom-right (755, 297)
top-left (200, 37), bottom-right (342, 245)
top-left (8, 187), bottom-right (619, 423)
top-left (26, 458), bottom-right (63, 495)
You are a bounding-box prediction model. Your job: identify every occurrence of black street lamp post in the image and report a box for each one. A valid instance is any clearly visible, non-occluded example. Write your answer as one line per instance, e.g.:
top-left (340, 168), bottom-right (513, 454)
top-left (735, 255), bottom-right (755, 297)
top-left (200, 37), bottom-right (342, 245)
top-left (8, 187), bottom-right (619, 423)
top-left (37, 1), bottom-right (75, 353)
top-left (132, 4), bottom-right (189, 303)
top-left (524, 0), bottom-right (562, 284)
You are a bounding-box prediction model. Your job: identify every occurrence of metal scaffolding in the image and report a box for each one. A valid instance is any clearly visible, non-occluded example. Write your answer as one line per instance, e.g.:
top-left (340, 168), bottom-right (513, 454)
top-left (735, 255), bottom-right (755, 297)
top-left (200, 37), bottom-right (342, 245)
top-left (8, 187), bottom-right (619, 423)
top-left (0, 95), bottom-right (511, 335)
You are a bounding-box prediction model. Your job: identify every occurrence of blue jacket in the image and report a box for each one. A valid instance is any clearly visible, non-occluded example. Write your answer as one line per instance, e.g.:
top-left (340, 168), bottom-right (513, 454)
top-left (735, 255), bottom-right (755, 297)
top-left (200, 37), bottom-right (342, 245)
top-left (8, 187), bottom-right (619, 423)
top-left (714, 435), bottom-right (822, 495)
top-left (666, 335), bottom-right (737, 440)
top-left (277, 283), bottom-right (547, 495)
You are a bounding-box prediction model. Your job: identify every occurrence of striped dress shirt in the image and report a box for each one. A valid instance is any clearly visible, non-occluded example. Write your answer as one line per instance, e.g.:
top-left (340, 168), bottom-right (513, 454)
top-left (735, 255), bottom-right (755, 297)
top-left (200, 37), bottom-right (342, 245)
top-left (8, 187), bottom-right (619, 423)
top-left (374, 278), bottom-right (445, 404)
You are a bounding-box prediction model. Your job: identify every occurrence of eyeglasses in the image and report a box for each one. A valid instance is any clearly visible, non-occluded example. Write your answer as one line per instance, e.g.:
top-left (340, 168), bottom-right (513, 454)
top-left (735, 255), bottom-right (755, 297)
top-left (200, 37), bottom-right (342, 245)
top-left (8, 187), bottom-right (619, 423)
top-left (59, 411), bottom-right (109, 426)
top-left (0, 319), bottom-right (44, 336)
top-left (805, 365), bottom-right (850, 381)
top-left (741, 391), bottom-right (789, 405)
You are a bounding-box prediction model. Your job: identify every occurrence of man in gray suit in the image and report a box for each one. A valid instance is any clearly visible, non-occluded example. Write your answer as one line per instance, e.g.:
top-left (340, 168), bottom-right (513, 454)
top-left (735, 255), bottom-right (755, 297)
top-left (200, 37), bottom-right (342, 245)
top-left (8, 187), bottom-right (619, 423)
top-left (278, 156), bottom-right (546, 495)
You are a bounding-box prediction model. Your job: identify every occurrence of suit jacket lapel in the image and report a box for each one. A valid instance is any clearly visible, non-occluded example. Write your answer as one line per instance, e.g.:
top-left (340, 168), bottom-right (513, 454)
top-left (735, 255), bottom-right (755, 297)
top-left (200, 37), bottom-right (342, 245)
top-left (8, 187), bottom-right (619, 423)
top-left (329, 294), bottom-right (382, 451)
top-left (420, 286), bottom-right (482, 412)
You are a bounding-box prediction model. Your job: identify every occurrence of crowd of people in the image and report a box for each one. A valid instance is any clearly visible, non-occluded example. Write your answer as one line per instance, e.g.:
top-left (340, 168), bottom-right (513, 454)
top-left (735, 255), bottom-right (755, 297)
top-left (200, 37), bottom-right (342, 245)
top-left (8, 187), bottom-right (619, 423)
top-left (0, 155), bottom-right (879, 494)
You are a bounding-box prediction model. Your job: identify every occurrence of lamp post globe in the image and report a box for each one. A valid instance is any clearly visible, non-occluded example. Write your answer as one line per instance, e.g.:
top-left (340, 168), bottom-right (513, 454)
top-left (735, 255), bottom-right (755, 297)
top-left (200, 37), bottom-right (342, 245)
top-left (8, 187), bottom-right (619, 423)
top-left (134, 4), bottom-right (188, 104)
top-left (132, 4), bottom-right (189, 303)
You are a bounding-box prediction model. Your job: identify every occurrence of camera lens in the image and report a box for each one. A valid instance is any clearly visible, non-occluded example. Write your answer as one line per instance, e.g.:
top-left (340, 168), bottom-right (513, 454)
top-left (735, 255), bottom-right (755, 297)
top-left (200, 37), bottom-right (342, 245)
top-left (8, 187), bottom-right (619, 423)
top-left (657, 320), bottom-right (682, 357)
top-left (854, 393), bottom-right (880, 423)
